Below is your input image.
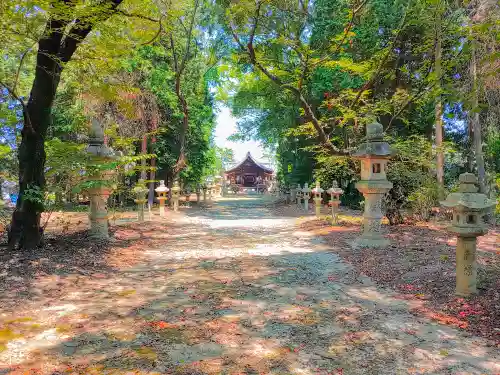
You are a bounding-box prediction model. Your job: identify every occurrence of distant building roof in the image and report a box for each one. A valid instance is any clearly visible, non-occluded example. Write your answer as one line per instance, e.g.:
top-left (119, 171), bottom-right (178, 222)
top-left (225, 152), bottom-right (274, 174)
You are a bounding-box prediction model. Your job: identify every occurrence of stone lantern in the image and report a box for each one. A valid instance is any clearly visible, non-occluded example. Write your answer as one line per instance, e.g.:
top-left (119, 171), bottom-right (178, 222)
top-left (290, 185), bottom-right (297, 203)
top-left (352, 120), bottom-right (394, 248)
top-left (312, 181), bottom-right (324, 217)
top-left (284, 185), bottom-right (291, 204)
top-left (327, 181), bottom-right (344, 225)
top-left (184, 185), bottom-right (192, 204)
top-left (171, 179), bottom-right (181, 212)
top-left (132, 179), bottom-right (149, 222)
top-left (302, 183), bottom-right (312, 211)
top-left (222, 180), bottom-right (229, 197)
top-left (85, 119), bottom-right (117, 239)
top-left (155, 180), bottom-right (169, 217)
top-left (201, 184), bottom-right (207, 202)
top-left (440, 173), bottom-right (495, 296)
top-left (296, 184), bottom-right (303, 208)
top-left (196, 184), bottom-right (202, 204)
top-left (207, 183), bottom-right (213, 202)
top-left (214, 181), bottom-right (222, 197)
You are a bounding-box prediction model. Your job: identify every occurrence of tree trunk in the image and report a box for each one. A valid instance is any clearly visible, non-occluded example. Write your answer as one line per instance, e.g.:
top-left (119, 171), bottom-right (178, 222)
top-left (148, 116), bottom-right (158, 206)
top-left (8, 78), bottom-right (57, 250)
top-left (141, 135), bottom-right (148, 180)
top-left (434, 4), bottom-right (445, 199)
top-left (7, 0), bottom-right (124, 250)
top-left (470, 39), bottom-right (486, 193)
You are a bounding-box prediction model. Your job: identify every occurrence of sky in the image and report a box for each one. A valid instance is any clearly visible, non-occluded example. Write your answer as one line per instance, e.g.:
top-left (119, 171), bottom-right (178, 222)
top-left (214, 106), bottom-right (272, 166)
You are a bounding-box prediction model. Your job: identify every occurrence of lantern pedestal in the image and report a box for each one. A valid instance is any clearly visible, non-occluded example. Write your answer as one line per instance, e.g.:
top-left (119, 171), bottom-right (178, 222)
top-left (133, 180), bottom-right (149, 222)
top-left (155, 180), bottom-right (169, 218)
top-left (171, 180), bottom-right (181, 212)
top-left (352, 180), bottom-right (392, 248)
top-left (312, 181), bottom-right (324, 217)
top-left (302, 183), bottom-right (311, 212)
top-left (329, 201), bottom-right (341, 224)
top-left (456, 236), bottom-right (477, 296)
top-left (440, 173), bottom-right (495, 296)
top-left (290, 188), bottom-right (297, 203)
top-left (313, 198), bottom-right (322, 216)
top-left (158, 197), bottom-right (167, 217)
top-left (135, 198), bottom-right (147, 221)
top-left (327, 182), bottom-right (343, 225)
top-left (88, 187), bottom-right (113, 239)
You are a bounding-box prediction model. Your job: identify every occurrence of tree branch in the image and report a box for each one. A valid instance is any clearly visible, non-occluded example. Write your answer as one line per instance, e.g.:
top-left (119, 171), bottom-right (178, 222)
top-left (350, 1), bottom-right (410, 108)
top-left (115, 9), bottom-right (160, 23)
top-left (0, 81), bottom-right (33, 134)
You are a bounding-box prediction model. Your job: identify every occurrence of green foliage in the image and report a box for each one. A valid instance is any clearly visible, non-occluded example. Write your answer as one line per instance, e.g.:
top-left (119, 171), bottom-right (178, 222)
top-left (385, 136), bottom-right (439, 222)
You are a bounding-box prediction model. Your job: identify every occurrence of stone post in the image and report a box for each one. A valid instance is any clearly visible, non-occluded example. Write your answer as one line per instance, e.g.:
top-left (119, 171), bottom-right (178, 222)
top-left (352, 121), bottom-right (394, 248)
top-left (302, 183), bottom-right (311, 212)
top-left (290, 186), bottom-right (297, 203)
top-left (202, 184), bottom-right (207, 203)
top-left (207, 184), bottom-right (213, 202)
top-left (196, 184), bottom-right (201, 204)
top-left (171, 179), bottom-right (181, 212)
top-left (184, 185), bottom-right (192, 206)
top-left (312, 181), bottom-right (324, 217)
top-left (85, 119), bottom-right (116, 239)
top-left (87, 182), bottom-right (113, 238)
top-left (327, 181), bottom-right (344, 225)
top-left (133, 179), bottom-right (149, 222)
top-left (296, 184), bottom-right (303, 208)
top-left (155, 180), bottom-right (169, 217)
top-left (440, 173), bottom-right (495, 296)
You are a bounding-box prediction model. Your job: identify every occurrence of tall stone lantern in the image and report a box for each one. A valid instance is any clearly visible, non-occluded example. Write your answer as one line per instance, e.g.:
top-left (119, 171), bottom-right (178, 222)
top-left (171, 179), bottom-right (181, 212)
top-left (302, 183), bottom-right (312, 211)
top-left (207, 183), bottom-right (213, 202)
top-left (352, 121), bottom-right (394, 248)
top-left (201, 184), bottom-right (207, 202)
top-left (155, 180), bottom-right (169, 217)
top-left (440, 173), bottom-right (495, 296)
top-left (133, 179), bottom-right (149, 222)
top-left (196, 184), bottom-right (202, 204)
top-left (290, 185), bottom-right (297, 203)
top-left (184, 185), bottom-right (192, 204)
top-left (85, 119), bottom-right (117, 239)
top-left (312, 181), bottom-right (324, 217)
top-left (296, 184), bottom-right (303, 208)
top-left (327, 181), bottom-right (344, 225)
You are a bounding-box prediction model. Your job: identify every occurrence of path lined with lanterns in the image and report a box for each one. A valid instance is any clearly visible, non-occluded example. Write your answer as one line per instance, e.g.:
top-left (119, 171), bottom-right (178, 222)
top-left (1, 197), bottom-right (498, 374)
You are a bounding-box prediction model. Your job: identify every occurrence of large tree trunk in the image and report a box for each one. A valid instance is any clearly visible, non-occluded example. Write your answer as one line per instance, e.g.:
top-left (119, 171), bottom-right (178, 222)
top-left (9, 50), bottom-right (61, 250)
top-left (148, 115), bottom-right (158, 206)
top-left (8, 0), bottom-right (124, 250)
top-left (470, 39), bottom-right (486, 193)
top-left (434, 4), bottom-right (445, 200)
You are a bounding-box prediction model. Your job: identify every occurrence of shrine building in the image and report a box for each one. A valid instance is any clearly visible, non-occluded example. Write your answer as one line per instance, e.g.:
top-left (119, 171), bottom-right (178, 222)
top-left (225, 152), bottom-right (274, 187)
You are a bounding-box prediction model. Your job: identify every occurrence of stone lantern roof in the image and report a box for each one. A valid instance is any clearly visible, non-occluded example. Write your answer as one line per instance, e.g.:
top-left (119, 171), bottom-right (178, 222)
top-left (441, 173), bottom-right (495, 211)
top-left (155, 180), bottom-right (169, 194)
top-left (132, 179), bottom-right (149, 197)
top-left (86, 119), bottom-right (116, 159)
top-left (302, 183), bottom-right (311, 193)
top-left (352, 121), bottom-right (394, 159)
top-left (327, 181), bottom-right (343, 195)
top-left (312, 181), bottom-right (324, 195)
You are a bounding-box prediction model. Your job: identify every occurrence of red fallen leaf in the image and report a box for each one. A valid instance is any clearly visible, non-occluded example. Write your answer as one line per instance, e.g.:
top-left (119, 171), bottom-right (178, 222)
top-left (150, 321), bottom-right (176, 329)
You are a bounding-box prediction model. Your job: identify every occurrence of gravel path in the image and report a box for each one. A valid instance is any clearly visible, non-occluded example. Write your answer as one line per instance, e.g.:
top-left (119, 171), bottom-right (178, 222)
top-left (0, 197), bottom-right (498, 374)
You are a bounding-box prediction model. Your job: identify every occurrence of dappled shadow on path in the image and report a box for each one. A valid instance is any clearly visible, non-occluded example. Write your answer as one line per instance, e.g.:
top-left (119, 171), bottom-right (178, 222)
top-left (0, 198), bottom-right (498, 374)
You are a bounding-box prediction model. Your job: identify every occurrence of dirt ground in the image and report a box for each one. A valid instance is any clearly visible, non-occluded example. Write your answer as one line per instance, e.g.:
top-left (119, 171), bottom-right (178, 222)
top-left (0, 198), bottom-right (498, 375)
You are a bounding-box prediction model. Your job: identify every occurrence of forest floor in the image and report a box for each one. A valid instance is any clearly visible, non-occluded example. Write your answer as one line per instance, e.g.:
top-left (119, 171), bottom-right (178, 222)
top-left (0, 197), bottom-right (498, 375)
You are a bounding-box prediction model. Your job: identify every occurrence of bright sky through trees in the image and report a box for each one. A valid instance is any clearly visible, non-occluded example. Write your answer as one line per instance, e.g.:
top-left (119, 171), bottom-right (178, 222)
top-left (214, 106), bottom-right (272, 165)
